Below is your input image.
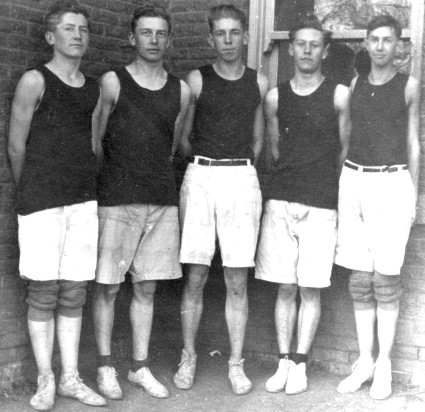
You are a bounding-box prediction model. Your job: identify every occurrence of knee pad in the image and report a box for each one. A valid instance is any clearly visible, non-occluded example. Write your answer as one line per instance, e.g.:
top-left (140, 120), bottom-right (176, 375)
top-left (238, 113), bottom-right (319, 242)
top-left (57, 280), bottom-right (87, 318)
top-left (373, 273), bottom-right (402, 309)
top-left (26, 280), bottom-right (59, 321)
top-left (349, 272), bottom-right (374, 309)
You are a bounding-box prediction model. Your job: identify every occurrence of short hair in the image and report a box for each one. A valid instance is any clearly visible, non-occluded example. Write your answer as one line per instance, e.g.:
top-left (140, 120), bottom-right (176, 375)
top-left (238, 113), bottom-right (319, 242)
top-left (207, 4), bottom-right (247, 33)
top-left (367, 14), bottom-right (402, 39)
top-left (288, 14), bottom-right (332, 47)
top-left (131, 4), bottom-right (172, 34)
top-left (45, 1), bottom-right (89, 33)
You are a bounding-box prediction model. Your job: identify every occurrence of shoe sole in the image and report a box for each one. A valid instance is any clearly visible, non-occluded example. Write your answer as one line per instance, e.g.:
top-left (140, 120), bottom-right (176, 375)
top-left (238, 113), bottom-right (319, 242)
top-left (285, 386), bottom-right (307, 395)
top-left (56, 391), bottom-right (107, 406)
top-left (97, 386), bottom-right (123, 400)
top-left (173, 378), bottom-right (194, 390)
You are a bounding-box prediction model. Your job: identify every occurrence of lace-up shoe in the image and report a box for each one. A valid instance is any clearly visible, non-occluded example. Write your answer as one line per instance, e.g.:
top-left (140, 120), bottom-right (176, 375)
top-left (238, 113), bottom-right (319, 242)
top-left (30, 374), bottom-right (55, 411)
top-left (97, 366), bottom-right (122, 400)
top-left (228, 359), bottom-right (252, 395)
top-left (337, 357), bottom-right (375, 394)
top-left (127, 367), bottom-right (169, 398)
top-left (173, 349), bottom-right (197, 389)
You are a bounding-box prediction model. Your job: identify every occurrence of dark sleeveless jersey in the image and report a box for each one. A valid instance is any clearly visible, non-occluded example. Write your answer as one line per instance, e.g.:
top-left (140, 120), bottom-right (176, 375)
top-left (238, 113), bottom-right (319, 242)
top-left (192, 65), bottom-right (261, 160)
top-left (97, 67), bottom-right (181, 206)
top-left (15, 65), bottom-right (99, 215)
top-left (266, 78), bottom-right (340, 209)
top-left (347, 72), bottom-right (408, 166)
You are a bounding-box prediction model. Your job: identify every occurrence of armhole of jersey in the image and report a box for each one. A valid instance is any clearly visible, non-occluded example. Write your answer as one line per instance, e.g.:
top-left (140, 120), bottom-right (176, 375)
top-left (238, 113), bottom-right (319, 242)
top-left (33, 68), bottom-right (46, 113)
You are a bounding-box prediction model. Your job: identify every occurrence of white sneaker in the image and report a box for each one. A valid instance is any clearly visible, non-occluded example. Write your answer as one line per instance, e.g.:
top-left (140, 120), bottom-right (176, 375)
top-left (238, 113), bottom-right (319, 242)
top-left (30, 374), bottom-right (55, 411)
top-left (173, 349), bottom-right (197, 390)
top-left (228, 359), bottom-right (253, 395)
top-left (285, 361), bottom-right (307, 395)
top-left (128, 367), bottom-right (169, 398)
top-left (265, 356), bottom-right (290, 393)
top-left (370, 359), bottom-right (392, 400)
top-left (337, 357), bottom-right (375, 394)
top-left (97, 366), bottom-right (122, 400)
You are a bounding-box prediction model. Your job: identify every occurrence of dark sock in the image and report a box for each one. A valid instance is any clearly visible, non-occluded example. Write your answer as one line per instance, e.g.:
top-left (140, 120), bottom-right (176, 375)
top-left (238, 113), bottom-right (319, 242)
top-left (291, 353), bottom-right (308, 365)
top-left (278, 353), bottom-right (291, 360)
top-left (97, 355), bottom-right (113, 368)
top-left (130, 358), bottom-right (150, 372)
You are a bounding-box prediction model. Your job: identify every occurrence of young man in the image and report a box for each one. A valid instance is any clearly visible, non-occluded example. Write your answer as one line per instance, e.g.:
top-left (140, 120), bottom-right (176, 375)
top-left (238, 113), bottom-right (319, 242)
top-left (255, 15), bottom-right (351, 395)
top-left (92, 5), bottom-right (190, 401)
top-left (7, 1), bottom-right (106, 410)
top-left (174, 4), bottom-right (268, 396)
top-left (335, 15), bottom-right (420, 400)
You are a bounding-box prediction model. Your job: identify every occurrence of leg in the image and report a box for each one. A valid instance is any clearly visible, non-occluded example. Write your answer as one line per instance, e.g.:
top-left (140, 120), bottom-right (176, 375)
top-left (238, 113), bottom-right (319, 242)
top-left (173, 264), bottom-right (209, 390)
top-left (56, 281), bottom-right (106, 407)
top-left (265, 283), bottom-right (298, 393)
top-left (337, 271), bottom-right (375, 394)
top-left (93, 283), bottom-right (120, 358)
top-left (224, 267), bottom-right (252, 395)
top-left (223, 267), bottom-right (249, 363)
top-left (127, 280), bottom-right (168, 399)
top-left (130, 280), bottom-right (157, 361)
top-left (26, 280), bottom-right (58, 411)
top-left (92, 282), bottom-right (122, 400)
top-left (370, 272), bottom-right (402, 400)
top-left (180, 264), bottom-right (209, 356)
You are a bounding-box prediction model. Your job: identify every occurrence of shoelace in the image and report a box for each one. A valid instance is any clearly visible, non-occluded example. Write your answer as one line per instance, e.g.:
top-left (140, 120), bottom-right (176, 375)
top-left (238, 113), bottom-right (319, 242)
top-left (37, 376), bottom-right (54, 395)
top-left (103, 366), bottom-right (119, 382)
top-left (230, 363), bottom-right (245, 379)
top-left (178, 356), bottom-right (195, 375)
top-left (66, 372), bottom-right (95, 394)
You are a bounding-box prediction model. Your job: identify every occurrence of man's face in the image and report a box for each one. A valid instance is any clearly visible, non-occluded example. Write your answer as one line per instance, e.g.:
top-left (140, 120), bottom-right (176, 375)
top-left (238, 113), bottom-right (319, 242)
top-left (208, 18), bottom-right (248, 63)
top-left (289, 28), bottom-right (328, 74)
top-left (129, 16), bottom-right (170, 63)
top-left (366, 26), bottom-right (398, 68)
top-left (45, 12), bottom-right (89, 58)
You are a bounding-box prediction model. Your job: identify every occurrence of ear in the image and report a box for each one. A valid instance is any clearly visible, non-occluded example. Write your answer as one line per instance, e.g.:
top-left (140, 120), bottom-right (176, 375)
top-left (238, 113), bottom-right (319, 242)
top-left (322, 43), bottom-right (329, 60)
top-left (288, 43), bottom-right (294, 57)
top-left (45, 31), bottom-right (54, 45)
top-left (207, 33), bottom-right (214, 48)
top-left (129, 31), bottom-right (136, 47)
top-left (243, 31), bottom-right (249, 46)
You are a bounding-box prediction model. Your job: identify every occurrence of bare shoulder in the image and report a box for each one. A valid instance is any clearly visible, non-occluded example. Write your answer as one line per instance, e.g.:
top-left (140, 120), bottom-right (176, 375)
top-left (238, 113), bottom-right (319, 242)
top-left (350, 75), bottom-right (359, 92)
top-left (179, 79), bottom-right (191, 101)
top-left (256, 72), bottom-right (269, 96)
top-left (405, 75), bottom-right (420, 101)
top-left (185, 69), bottom-right (202, 96)
top-left (334, 83), bottom-right (351, 106)
top-left (99, 71), bottom-right (119, 90)
top-left (264, 86), bottom-right (279, 111)
top-left (15, 69), bottom-right (45, 97)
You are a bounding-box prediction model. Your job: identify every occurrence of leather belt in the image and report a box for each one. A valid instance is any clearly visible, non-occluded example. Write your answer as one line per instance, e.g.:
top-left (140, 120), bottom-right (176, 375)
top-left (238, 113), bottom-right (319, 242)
top-left (344, 161), bottom-right (407, 173)
top-left (190, 157), bottom-right (251, 166)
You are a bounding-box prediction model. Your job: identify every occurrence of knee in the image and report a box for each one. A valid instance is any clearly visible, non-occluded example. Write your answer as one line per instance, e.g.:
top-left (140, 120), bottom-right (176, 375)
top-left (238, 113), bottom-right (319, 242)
top-left (349, 272), bottom-right (374, 309)
top-left (299, 287), bottom-right (320, 304)
top-left (26, 280), bottom-right (59, 321)
top-left (57, 281), bottom-right (88, 318)
top-left (133, 281), bottom-right (156, 302)
top-left (373, 273), bottom-right (402, 310)
top-left (186, 272), bottom-right (208, 294)
top-left (95, 283), bottom-right (120, 302)
top-left (278, 283), bottom-right (298, 301)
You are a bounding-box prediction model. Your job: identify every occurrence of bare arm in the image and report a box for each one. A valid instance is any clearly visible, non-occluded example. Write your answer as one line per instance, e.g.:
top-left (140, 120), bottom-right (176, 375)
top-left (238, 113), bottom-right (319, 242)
top-left (334, 83), bottom-right (351, 175)
top-left (92, 71), bottom-right (120, 165)
top-left (8, 70), bottom-right (45, 185)
top-left (172, 79), bottom-right (191, 155)
top-left (264, 87), bottom-right (280, 169)
top-left (178, 70), bottom-right (202, 157)
top-left (405, 76), bottom-right (420, 203)
top-left (251, 73), bottom-right (269, 166)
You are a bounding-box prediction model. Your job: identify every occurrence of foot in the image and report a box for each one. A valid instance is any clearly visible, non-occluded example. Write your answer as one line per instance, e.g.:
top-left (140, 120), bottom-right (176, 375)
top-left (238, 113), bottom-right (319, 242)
top-left (285, 361), bottom-right (308, 395)
top-left (265, 356), bottom-right (290, 393)
top-left (30, 374), bottom-right (55, 411)
top-left (127, 367), bottom-right (169, 398)
top-left (228, 359), bottom-right (252, 395)
top-left (337, 357), bottom-right (375, 394)
top-left (97, 366), bottom-right (123, 400)
top-left (370, 359), bottom-right (392, 400)
top-left (173, 349), bottom-right (197, 390)
top-left (58, 371), bottom-right (107, 406)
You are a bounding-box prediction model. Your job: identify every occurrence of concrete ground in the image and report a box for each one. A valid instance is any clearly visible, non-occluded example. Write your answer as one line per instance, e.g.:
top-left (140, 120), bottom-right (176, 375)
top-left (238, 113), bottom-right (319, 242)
top-left (1, 337), bottom-right (425, 412)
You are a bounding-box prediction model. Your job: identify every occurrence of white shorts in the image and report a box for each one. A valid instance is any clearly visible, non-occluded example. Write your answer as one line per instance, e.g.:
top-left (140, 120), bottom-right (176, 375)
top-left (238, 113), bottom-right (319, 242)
top-left (18, 201), bottom-right (98, 281)
top-left (256, 200), bottom-right (337, 288)
top-left (96, 204), bottom-right (182, 284)
top-left (335, 164), bottom-right (415, 275)
top-left (179, 159), bottom-right (262, 267)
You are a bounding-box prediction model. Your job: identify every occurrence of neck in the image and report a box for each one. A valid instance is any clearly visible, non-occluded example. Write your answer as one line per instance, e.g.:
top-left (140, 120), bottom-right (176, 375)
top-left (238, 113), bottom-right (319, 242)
top-left (368, 65), bottom-right (397, 85)
top-left (214, 58), bottom-right (245, 80)
top-left (47, 54), bottom-right (82, 79)
top-left (131, 57), bottom-right (166, 79)
top-left (291, 70), bottom-right (325, 95)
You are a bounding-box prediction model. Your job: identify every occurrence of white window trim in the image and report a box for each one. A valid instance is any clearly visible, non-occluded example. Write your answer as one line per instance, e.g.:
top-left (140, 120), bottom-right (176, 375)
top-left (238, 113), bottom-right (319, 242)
top-left (248, 1), bottom-right (423, 87)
